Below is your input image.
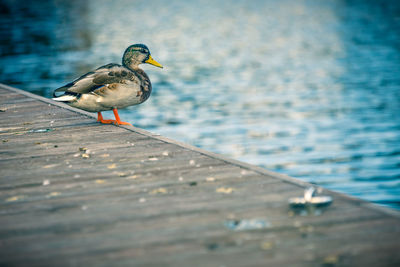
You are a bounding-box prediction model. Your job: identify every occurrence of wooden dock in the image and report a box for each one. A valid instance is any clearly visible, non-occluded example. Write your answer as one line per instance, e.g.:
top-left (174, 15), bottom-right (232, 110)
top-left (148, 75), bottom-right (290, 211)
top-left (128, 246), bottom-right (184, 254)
top-left (0, 83), bottom-right (399, 267)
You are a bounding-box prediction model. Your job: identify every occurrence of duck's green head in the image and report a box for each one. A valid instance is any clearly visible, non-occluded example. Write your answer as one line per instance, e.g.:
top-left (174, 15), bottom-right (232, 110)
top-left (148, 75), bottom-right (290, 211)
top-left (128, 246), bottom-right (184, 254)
top-left (122, 44), bottom-right (163, 69)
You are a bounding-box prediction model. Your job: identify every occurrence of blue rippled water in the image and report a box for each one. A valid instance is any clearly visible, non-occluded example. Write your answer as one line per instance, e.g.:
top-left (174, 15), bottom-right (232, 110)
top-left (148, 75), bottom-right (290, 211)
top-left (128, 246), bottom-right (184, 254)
top-left (1, 0), bottom-right (399, 209)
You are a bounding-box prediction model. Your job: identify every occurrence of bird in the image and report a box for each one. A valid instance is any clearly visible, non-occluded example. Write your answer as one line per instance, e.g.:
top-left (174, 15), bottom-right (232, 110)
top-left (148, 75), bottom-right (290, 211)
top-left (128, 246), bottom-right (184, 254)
top-left (52, 44), bottom-right (163, 126)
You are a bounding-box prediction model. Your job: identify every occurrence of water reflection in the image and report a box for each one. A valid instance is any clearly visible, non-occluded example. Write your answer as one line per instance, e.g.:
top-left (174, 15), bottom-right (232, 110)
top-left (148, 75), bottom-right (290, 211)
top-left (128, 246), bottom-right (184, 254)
top-left (0, 0), bottom-right (399, 209)
top-left (0, 0), bottom-right (91, 95)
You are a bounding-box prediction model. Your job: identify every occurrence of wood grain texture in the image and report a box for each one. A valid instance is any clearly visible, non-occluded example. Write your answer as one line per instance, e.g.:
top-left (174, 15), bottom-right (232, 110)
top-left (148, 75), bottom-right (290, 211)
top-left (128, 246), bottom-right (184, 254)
top-left (0, 83), bottom-right (399, 267)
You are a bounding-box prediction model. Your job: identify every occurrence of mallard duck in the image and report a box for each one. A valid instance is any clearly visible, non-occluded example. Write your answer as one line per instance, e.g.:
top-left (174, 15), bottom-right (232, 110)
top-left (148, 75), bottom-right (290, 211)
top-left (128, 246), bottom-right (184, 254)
top-left (53, 44), bottom-right (163, 126)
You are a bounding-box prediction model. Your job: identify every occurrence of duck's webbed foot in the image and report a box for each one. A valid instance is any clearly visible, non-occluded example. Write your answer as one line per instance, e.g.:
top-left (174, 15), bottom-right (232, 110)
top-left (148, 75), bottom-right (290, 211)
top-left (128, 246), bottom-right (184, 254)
top-left (112, 108), bottom-right (132, 126)
top-left (97, 112), bottom-right (116, 124)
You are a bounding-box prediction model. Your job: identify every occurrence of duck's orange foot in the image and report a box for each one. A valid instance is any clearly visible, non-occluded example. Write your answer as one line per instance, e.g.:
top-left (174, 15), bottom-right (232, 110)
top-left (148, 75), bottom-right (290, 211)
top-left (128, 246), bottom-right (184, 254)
top-left (97, 112), bottom-right (116, 124)
top-left (112, 108), bottom-right (132, 126)
top-left (98, 119), bottom-right (117, 124)
top-left (116, 121), bottom-right (132, 126)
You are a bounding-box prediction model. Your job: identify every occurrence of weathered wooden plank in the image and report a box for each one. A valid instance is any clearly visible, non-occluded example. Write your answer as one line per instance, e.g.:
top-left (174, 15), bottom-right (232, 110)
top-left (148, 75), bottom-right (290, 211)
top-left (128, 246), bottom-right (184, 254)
top-left (0, 172), bottom-right (384, 248)
top-left (0, 209), bottom-right (396, 267)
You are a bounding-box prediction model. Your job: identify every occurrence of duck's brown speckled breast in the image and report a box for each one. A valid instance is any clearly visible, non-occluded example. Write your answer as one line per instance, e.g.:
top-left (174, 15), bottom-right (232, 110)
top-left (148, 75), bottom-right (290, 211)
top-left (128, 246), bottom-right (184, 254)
top-left (132, 68), bottom-right (152, 103)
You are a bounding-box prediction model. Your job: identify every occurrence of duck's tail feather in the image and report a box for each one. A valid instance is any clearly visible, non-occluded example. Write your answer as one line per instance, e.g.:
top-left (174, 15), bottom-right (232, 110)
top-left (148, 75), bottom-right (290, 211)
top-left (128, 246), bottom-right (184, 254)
top-left (52, 94), bottom-right (77, 102)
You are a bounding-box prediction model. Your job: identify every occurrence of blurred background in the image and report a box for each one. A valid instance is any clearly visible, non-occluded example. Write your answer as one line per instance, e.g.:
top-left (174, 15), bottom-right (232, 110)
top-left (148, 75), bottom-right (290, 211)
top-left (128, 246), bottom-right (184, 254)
top-left (1, 0), bottom-right (399, 209)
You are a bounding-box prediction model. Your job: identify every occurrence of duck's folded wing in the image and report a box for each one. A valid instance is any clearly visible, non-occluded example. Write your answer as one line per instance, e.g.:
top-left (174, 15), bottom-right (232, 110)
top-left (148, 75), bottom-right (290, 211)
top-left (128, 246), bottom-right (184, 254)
top-left (53, 64), bottom-right (137, 97)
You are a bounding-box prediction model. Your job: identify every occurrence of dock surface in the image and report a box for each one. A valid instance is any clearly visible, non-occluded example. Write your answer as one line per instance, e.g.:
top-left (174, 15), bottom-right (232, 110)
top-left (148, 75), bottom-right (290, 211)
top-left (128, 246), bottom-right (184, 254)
top-left (0, 83), bottom-right (399, 266)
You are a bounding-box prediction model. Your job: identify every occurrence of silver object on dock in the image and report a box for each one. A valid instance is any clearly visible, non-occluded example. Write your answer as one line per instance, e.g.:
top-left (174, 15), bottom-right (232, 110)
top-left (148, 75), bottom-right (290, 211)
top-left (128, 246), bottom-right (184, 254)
top-left (289, 187), bottom-right (333, 208)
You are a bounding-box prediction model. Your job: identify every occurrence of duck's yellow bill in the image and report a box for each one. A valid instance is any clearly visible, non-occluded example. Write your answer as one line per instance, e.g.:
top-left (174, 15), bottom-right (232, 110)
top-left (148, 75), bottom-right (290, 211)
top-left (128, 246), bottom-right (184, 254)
top-left (145, 55), bottom-right (163, 68)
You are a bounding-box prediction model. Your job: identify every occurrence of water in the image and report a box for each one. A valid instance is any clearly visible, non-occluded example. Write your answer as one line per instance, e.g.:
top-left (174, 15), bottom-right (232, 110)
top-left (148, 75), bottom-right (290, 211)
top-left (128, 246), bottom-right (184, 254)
top-left (1, 0), bottom-right (400, 209)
